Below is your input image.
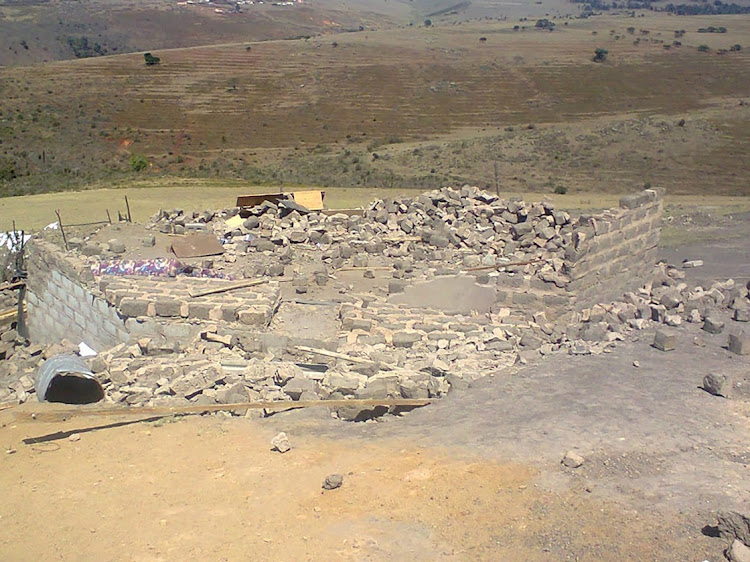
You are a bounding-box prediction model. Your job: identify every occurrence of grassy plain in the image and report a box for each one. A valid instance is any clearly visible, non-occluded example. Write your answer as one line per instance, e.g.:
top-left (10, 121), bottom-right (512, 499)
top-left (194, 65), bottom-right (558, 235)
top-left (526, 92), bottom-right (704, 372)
top-left (3, 177), bottom-right (750, 233)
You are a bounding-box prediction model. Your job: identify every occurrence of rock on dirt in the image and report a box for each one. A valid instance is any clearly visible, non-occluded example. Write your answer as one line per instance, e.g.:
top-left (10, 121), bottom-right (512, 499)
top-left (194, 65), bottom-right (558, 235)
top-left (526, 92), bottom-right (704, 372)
top-left (718, 511), bottom-right (750, 546)
top-left (322, 474), bottom-right (343, 490)
top-left (703, 315), bottom-right (725, 334)
top-left (652, 329), bottom-right (676, 352)
top-left (727, 540), bottom-right (750, 562)
top-left (271, 432), bottom-right (292, 453)
top-left (562, 451), bottom-right (585, 468)
top-left (702, 373), bottom-right (730, 398)
top-left (728, 332), bottom-right (749, 355)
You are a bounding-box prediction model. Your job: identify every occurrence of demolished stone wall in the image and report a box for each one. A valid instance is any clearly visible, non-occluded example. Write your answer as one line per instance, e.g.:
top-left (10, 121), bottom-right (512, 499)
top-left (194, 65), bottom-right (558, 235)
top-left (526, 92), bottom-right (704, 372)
top-left (25, 239), bottom-right (127, 351)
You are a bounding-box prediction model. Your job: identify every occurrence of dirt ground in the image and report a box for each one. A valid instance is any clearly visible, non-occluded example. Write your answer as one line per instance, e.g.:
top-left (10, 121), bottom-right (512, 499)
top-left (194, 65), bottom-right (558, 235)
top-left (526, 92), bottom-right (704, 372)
top-left (1, 213), bottom-right (749, 561)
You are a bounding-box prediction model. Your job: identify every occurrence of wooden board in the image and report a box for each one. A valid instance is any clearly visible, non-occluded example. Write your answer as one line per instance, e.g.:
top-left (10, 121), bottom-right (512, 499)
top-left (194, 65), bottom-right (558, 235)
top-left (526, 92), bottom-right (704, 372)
top-left (170, 234), bottom-right (225, 258)
top-left (236, 193), bottom-right (285, 208)
top-left (14, 398), bottom-right (432, 424)
top-left (292, 190), bottom-right (325, 211)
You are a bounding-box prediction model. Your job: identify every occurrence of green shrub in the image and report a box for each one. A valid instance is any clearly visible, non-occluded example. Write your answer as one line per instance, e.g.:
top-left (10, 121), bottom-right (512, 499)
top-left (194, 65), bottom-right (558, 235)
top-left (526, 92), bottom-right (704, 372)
top-left (129, 154), bottom-right (149, 172)
top-left (553, 185), bottom-right (568, 194)
top-left (144, 52), bottom-right (161, 66)
top-left (593, 48), bottom-right (608, 62)
top-left (0, 158), bottom-right (17, 182)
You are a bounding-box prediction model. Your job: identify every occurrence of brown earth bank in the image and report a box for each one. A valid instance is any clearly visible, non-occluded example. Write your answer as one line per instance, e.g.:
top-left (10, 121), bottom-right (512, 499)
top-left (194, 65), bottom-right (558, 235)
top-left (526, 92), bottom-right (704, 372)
top-left (1, 14), bottom-right (748, 196)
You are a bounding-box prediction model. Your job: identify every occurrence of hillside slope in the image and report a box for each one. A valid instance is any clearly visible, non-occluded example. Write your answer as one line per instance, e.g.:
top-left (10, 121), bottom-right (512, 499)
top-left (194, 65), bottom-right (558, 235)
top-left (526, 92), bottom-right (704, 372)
top-left (0, 14), bottom-right (748, 195)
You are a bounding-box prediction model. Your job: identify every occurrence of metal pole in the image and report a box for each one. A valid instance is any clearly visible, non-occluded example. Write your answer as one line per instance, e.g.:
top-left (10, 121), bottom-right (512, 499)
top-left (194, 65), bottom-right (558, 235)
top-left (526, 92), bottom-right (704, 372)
top-left (106, 210), bottom-right (112, 225)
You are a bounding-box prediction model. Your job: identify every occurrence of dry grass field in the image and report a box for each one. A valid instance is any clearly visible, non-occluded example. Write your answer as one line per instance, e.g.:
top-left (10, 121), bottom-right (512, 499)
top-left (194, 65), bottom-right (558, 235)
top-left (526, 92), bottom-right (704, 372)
top-left (2, 176), bottom-right (750, 234)
top-left (1, 13), bottom-right (748, 199)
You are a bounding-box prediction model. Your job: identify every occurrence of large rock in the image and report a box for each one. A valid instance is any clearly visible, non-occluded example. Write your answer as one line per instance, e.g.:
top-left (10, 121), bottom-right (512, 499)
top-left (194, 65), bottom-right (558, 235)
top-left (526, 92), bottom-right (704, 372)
top-left (392, 332), bottom-right (422, 348)
top-left (728, 332), bottom-right (749, 355)
top-left (271, 432), bottom-right (292, 453)
top-left (282, 376), bottom-right (317, 400)
top-left (702, 373), bottom-right (730, 398)
top-left (718, 512), bottom-right (750, 545)
top-left (703, 315), bottom-right (725, 334)
top-left (727, 540), bottom-right (750, 562)
top-left (652, 329), bottom-right (676, 352)
top-left (322, 371), bottom-right (365, 395)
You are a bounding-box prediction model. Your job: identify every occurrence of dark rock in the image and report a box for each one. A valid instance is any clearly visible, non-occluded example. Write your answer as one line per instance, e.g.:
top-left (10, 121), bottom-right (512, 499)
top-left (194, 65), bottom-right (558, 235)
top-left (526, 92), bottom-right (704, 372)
top-left (703, 315), bottom-right (725, 334)
top-left (717, 511), bottom-right (750, 545)
top-left (322, 474), bottom-right (343, 490)
top-left (652, 329), bottom-right (676, 351)
top-left (702, 373), bottom-right (729, 398)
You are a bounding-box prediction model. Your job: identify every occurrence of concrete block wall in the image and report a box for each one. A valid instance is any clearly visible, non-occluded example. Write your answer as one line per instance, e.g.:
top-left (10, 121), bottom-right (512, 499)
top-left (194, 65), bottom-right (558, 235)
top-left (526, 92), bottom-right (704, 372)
top-left (99, 277), bottom-right (281, 327)
top-left (102, 277), bottom-right (281, 345)
top-left (25, 239), bottom-right (282, 350)
top-left (25, 240), bottom-right (127, 351)
top-left (338, 301), bottom-right (522, 353)
top-left (492, 271), bottom-right (570, 319)
top-left (563, 188), bottom-right (663, 311)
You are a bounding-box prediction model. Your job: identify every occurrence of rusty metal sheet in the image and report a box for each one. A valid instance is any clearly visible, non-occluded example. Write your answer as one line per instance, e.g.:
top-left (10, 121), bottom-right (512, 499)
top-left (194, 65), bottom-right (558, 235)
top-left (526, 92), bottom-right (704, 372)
top-left (292, 190), bottom-right (325, 211)
top-left (170, 234), bottom-right (225, 258)
top-left (236, 192), bottom-right (285, 208)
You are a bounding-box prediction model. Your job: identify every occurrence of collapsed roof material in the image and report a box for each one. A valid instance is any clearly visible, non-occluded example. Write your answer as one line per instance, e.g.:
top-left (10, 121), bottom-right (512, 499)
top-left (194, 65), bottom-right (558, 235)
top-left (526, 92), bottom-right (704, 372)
top-left (36, 354), bottom-right (104, 404)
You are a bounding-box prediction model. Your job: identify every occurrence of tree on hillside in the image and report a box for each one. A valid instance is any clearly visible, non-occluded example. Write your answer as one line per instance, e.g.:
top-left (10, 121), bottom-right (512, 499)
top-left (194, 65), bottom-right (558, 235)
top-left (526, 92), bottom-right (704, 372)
top-left (144, 52), bottom-right (161, 66)
top-left (424, 19), bottom-right (432, 27)
top-left (0, 158), bottom-right (17, 182)
top-left (593, 47), bottom-right (608, 62)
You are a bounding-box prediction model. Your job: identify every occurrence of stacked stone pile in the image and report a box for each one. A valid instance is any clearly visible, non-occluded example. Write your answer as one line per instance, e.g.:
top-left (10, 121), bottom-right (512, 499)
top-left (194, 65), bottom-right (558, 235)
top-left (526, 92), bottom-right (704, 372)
top-left (100, 276), bottom-right (281, 328)
top-left (5, 261), bottom-right (743, 409)
top-left (151, 185), bottom-right (579, 276)
top-left (573, 264), bottom-right (749, 341)
top-left (0, 338), bottom-right (64, 403)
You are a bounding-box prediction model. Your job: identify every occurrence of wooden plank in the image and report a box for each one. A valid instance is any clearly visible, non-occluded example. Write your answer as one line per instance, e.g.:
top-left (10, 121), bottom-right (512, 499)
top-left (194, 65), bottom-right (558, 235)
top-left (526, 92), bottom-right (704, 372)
top-left (0, 281), bottom-right (24, 292)
top-left (170, 234), bottom-right (225, 259)
top-left (189, 279), bottom-right (266, 298)
top-left (319, 208), bottom-right (363, 217)
top-left (295, 345), bottom-right (375, 365)
top-left (236, 193), bottom-right (285, 208)
top-left (292, 190), bottom-right (325, 211)
top-left (464, 257), bottom-right (543, 272)
top-left (14, 398), bottom-right (432, 423)
top-left (0, 304), bottom-right (25, 324)
top-left (339, 266), bottom-right (392, 272)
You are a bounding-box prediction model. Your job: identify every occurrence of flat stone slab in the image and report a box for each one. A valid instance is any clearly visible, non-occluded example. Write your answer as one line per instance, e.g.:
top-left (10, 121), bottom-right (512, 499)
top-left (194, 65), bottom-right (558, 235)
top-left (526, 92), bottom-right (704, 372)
top-left (389, 275), bottom-right (496, 314)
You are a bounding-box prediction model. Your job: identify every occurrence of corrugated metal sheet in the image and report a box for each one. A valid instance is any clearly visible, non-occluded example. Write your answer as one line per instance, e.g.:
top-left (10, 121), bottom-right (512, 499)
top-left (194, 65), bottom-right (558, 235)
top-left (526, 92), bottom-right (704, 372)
top-left (36, 354), bottom-right (102, 403)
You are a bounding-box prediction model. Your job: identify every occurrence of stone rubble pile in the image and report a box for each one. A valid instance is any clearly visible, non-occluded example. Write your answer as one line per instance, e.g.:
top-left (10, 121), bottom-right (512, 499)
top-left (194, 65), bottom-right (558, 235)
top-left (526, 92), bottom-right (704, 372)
top-left (150, 185), bottom-right (582, 278)
top-left (5, 262), bottom-right (747, 410)
top-left (573, 264), bottom-right (750, 344)
top-left (83, 334), bottom-right (452, 421)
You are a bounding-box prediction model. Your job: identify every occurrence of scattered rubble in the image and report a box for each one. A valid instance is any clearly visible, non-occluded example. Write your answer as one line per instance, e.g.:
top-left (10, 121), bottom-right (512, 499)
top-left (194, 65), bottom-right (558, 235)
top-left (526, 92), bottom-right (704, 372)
top-left (1, 186), bottom-right (748, 418)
